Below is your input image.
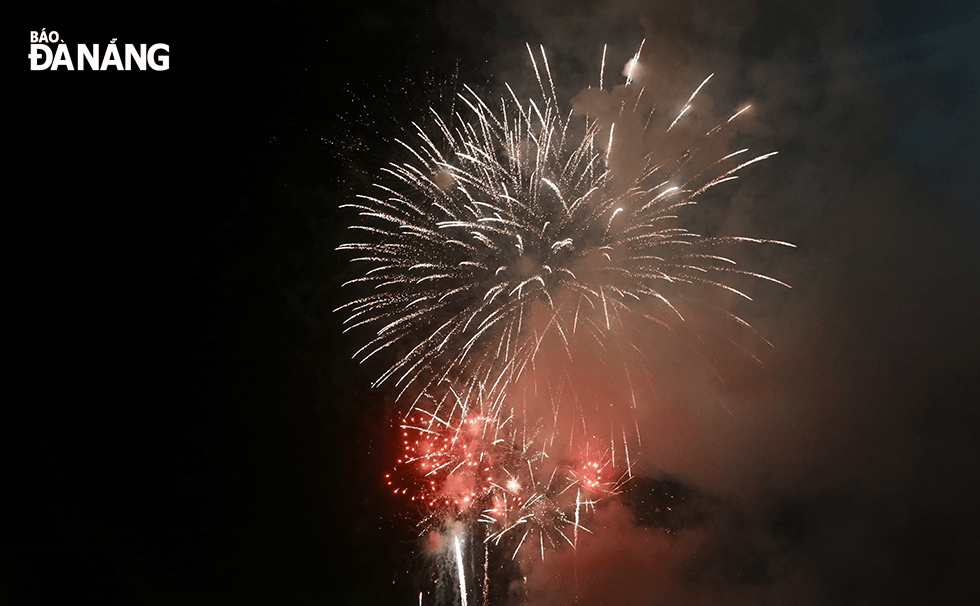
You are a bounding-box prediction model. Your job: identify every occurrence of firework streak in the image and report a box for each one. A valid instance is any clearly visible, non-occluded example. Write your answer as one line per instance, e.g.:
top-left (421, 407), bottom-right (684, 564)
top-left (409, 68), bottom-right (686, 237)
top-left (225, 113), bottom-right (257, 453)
top-left (338, 43), bottom-right (792, 604)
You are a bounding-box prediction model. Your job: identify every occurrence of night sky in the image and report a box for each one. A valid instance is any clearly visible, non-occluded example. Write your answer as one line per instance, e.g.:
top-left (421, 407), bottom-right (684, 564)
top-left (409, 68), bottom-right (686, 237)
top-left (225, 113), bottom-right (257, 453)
top-left (14, 1), bottom-right (979, 605)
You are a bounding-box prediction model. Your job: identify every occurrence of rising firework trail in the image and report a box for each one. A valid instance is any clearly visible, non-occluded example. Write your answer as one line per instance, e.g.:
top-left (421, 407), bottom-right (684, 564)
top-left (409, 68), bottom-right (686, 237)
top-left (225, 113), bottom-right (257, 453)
top-left (454, 534), bottom-right (468, 606)
top-left (337, 43), bottom-right (793, 604)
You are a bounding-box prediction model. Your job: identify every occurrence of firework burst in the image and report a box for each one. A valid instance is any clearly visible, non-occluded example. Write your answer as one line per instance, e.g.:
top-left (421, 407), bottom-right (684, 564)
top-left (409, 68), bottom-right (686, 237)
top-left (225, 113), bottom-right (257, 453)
top-left (387, 392), bottom-right (615, 522)
top-left (337, 44), bottom-right (792, 431)
top-left (391, 395), bottom-right (615, 605)
top-left (338, 43), bottom-right (793, 603)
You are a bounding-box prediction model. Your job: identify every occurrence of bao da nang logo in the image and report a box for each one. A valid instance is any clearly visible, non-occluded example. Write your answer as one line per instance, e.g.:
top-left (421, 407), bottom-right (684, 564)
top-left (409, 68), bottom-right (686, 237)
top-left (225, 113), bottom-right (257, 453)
top-left (29, 29), bottom-right (169, 71)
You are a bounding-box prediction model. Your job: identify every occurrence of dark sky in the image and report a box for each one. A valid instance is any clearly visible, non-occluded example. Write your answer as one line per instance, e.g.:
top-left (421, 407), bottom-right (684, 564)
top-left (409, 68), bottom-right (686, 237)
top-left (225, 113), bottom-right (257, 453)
top-left (14, 1), bottom-right (979, 605)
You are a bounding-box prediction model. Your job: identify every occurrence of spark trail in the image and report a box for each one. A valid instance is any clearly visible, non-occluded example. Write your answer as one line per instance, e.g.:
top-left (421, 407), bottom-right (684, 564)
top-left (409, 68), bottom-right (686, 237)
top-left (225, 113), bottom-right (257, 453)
top-left (454, 534), bottom-right (468, 606)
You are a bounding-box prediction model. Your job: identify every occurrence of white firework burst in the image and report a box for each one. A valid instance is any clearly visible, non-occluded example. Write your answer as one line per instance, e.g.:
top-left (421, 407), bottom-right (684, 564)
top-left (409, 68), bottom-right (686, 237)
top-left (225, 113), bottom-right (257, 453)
top-left (337, 44), bottom-right (792, 412)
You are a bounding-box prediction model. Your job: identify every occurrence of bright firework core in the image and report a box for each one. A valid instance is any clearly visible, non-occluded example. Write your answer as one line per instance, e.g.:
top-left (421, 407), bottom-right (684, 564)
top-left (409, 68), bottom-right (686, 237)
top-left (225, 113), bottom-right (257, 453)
top-left (339, 43), bottom-right (792, 602)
